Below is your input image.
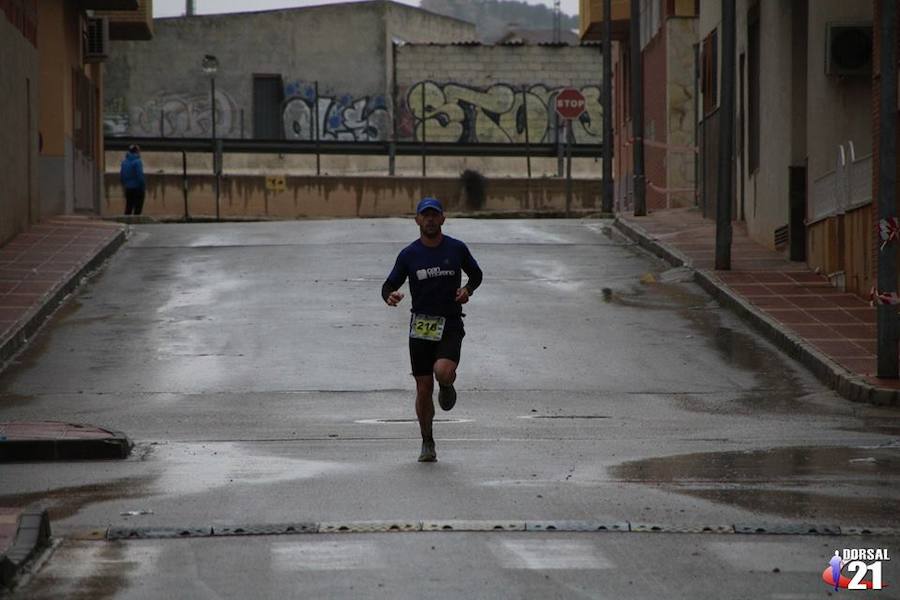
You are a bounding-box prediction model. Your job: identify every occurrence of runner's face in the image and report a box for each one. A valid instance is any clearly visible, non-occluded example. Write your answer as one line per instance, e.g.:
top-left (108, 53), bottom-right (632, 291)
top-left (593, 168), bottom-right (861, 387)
top-left (416, 209), bottom-right (444, 238)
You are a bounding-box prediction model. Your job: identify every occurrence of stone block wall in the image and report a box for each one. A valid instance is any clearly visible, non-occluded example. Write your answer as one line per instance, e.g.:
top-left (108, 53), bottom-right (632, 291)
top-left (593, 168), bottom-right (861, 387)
top-left (395, 44), bottom-right (604, 145)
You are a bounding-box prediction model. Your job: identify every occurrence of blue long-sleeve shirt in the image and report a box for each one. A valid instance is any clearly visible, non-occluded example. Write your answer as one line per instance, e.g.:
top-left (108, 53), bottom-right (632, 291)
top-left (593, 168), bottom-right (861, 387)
top-left (382, 235), bottom-right (483, 318)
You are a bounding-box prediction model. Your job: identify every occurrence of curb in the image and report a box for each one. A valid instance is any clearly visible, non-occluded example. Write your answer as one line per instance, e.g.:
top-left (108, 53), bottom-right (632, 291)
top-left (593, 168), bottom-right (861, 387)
top-left (0, 424), bottom-right (133, 462)
top-left (612, 216), bottom-right (899, 407)
top-left (0, 507), bottom-right (51, 590)
top-left (0, 227), bottom-right (127, 368)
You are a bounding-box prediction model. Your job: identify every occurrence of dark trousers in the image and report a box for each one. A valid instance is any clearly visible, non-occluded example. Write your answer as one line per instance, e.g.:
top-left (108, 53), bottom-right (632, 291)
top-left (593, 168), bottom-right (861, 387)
top-left (125, 187), bottom-right (145, 215)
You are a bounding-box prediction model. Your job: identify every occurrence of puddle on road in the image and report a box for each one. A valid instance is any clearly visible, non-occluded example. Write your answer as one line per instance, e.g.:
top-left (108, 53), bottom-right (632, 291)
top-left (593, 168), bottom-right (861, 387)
top-left (152, 442), bottom-right (354, 496)
top-left (0, 477), bottom-right (151, 521)
top-left (22, 540), bottom-right (154, 600)
top-left (614, 446), bottom-right (900, 481)
top-left (613, 445), bottom-right (900, 524)
top-left (603, 270), bottom-right (836, 415)
top-left (0, 443), bottom-right (355, 522)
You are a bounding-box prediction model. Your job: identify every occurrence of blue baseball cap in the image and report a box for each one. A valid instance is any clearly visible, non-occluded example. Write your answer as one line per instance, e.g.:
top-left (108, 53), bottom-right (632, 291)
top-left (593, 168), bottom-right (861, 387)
top-left (416, 197), bottom-right (443, 214)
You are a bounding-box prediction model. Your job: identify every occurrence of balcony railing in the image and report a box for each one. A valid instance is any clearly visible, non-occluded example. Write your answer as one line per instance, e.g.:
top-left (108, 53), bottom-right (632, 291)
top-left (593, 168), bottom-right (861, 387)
top-left (810, 143), bottom-right (872, 223)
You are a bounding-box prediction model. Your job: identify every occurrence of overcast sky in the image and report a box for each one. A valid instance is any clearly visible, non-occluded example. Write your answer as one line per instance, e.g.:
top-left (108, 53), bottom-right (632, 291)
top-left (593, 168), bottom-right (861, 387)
top-left (153, 0), bottom-right (580, 19)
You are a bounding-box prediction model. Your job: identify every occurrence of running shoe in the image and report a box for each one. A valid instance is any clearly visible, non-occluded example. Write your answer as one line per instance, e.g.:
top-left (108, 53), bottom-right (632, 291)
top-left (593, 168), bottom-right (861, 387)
top-left (418, 440), bottom-right (437, 462)
top-left (438, 384), bottom-right (457, 411)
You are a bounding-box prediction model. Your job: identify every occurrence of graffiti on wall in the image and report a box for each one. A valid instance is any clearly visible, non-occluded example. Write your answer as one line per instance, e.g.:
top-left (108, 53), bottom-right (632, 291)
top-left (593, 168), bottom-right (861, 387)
top-left (106, 90), bottom-right (240, 137)
top-left (103, 81), bottom-right (603, 144)
top-left (400, 82), bottom-right (602, 144)
top-left (282, 81), bottom-right (389, 141)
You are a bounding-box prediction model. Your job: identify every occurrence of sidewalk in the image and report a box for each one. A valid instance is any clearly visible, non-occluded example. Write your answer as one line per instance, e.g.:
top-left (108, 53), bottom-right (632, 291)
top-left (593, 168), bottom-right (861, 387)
top-left (0, 217), bottom-right (132, 461)
top-left (0, 216), bottom-right (126, 365)
top-left (614, 207), bottom-right (900, 407)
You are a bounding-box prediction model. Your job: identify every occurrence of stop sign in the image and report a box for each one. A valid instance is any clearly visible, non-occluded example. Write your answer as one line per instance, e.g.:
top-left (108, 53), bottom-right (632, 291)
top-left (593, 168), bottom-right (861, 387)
top-left (555, 88), bottom-right (586, 120)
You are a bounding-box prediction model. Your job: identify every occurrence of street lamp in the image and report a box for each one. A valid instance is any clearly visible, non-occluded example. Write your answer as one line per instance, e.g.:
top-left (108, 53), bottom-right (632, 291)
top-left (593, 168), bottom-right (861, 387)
top-left (202, 54), bottom-right (220, 220)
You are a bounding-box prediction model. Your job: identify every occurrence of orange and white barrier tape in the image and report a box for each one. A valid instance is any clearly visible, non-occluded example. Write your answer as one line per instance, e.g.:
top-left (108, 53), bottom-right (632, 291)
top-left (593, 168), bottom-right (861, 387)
top-left (878, 217), bottom-right (900, 251)
top-left (869, 286), bottom-right (900, 306)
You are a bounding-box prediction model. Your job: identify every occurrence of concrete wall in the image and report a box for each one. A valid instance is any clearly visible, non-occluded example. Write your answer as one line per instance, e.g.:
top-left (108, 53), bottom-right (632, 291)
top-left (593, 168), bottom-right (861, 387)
top-left (746, 0), bottom-right (795, 245)
top-left (0, 2), bottom-right (39, 245)
top-left (666, 17), bottom-right (698, 208)
top-left (105, 1), bottom-right (475, 142)
top-left (395, 44), bottom-right (604, 144)
top-left (102, 173), bottom-right (602, 218)
top-left (805, 0), bottom-right (872, 182)
top-left (38, 0), bottom-right (83, 217)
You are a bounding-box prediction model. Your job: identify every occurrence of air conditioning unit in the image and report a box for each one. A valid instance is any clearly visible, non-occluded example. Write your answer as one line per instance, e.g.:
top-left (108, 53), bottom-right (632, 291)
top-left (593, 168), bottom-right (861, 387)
top-left (84, 17), bottom-right (109, 63)
top-left (825, 22), bottom-right (872, 77)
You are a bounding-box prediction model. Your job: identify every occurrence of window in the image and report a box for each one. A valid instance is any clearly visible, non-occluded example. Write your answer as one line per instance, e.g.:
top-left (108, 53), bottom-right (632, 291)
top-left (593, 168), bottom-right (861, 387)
top-left (701, 29), bottom-right (718, 116)
top-left (748, 7), bottom-right (760, 173)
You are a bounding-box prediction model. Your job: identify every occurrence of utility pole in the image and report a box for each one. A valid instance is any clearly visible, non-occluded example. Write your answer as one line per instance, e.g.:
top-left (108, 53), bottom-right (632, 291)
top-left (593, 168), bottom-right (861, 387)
top-left (601, 0), bottom-right (613, 214)
top-left (877, 0), bottom-right (898, 378)
top-left (553, 0), bottom-right (561, 44)
top-left (186, 0), bottom-right (195, 16)
top-left (715, 0), bottom-right (735, 270)
top-left (631, 0), bottom-right (646, 216)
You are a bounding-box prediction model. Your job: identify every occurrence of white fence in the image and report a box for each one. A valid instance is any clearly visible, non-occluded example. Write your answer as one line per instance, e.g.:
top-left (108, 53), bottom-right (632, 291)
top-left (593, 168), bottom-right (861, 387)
top-left (809, 142), bottom-right (873, 223)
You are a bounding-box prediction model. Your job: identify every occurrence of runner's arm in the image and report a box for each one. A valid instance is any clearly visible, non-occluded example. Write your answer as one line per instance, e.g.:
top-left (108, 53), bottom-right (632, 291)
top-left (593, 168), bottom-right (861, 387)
top-left (382, 254), bottom-right (407, 304)
top-left (461, 247), bottom-right (483, 295)
top-left (381, 280), bottom-right (398, 303)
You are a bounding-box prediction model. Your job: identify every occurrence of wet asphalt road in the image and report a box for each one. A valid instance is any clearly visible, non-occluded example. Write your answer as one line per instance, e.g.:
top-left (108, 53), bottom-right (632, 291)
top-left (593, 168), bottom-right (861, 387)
top-left (1, 218), bottom-right (899, 599)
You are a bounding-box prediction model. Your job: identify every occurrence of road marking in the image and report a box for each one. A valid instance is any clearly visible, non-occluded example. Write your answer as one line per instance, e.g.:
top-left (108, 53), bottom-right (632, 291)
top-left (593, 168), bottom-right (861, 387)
top-left (490, 539), bottom-right (613, 570)
top-left (271, 540), bottom-right (383, 571)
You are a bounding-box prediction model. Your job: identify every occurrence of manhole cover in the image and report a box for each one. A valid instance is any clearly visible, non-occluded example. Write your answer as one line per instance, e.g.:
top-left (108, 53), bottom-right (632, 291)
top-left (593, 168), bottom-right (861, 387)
top-left (518, 415), bottom-right (610, 420)
top-left (354, 418), bottom-right (472, 424)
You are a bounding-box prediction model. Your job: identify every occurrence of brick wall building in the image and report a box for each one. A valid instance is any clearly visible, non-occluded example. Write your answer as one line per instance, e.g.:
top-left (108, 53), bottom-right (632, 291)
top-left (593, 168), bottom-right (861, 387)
top-left (586, 0), bottom-right (698, 212)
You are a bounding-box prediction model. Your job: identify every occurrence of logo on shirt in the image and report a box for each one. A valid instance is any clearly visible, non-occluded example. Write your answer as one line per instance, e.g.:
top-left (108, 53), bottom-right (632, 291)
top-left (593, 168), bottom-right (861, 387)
top-left (416, 266), bottom-right (456, 280)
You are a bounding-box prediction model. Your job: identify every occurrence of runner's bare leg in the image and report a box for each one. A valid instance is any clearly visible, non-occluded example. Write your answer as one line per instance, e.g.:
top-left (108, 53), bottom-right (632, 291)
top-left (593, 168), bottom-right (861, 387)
top-left (414, 375), bottom-right (435, 442)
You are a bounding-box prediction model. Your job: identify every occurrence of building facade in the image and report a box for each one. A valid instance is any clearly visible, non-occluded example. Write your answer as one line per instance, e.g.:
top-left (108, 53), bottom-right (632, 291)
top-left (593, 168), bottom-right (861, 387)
top-left (698, 0), bottom-right (872, 293)
top-left (581, 0), bottom-right (699, 212)
top-left (0, 0), bottom-right (150, 245)
top-left (105, 1), bottom-right (606, 148)
top-left (1, 0), bottom-right (40, 245)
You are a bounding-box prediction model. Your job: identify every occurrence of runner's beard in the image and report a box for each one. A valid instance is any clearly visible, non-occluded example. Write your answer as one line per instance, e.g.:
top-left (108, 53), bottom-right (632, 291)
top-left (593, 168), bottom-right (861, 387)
top-left (421, 223), bottom-right (441, 238)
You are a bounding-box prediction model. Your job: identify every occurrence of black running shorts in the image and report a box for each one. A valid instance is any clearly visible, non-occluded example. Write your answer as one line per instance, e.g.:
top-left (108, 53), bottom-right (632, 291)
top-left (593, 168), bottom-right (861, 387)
top-left (409, 317), bottom-right (465, 376)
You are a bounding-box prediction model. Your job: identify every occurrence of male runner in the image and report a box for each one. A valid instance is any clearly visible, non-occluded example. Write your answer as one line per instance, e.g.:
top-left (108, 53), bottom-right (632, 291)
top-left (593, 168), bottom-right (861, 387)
top-left (382, 197), bottom-right (483, 462)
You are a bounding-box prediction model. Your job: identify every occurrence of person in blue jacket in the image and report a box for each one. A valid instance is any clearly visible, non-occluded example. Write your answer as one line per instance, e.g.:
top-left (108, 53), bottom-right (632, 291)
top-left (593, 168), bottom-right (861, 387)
top-left (382, 197), bottom-right (483, 462)
top-left (120, 144), bottom-right (146, 215)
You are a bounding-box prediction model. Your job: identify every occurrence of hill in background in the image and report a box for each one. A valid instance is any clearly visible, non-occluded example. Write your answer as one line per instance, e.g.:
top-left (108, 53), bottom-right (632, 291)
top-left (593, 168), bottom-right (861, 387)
top-left (419, 0), bottom-right (580, 42)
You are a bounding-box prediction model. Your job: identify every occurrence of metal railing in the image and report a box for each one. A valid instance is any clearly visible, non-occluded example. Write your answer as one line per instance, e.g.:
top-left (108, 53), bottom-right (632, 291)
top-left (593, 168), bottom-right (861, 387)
top-left (809, 142), bottom-right (872, 223)
top-left (105, 137), bottom-right (605, 159)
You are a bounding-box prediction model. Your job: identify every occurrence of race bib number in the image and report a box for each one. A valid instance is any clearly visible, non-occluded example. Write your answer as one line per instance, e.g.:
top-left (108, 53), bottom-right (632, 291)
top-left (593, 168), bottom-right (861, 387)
top-left (410, 314), bottom-right (445, 341)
